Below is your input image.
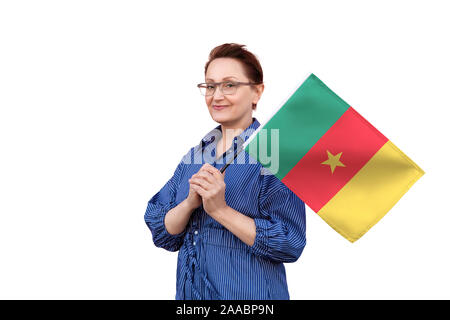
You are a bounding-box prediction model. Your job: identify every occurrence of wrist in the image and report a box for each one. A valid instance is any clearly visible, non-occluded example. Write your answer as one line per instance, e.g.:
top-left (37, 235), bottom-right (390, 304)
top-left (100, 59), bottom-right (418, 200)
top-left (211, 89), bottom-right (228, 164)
top-left (183, 198), bottom-right (197, 212)
top-left (210, 204), bottom-right (230, 222)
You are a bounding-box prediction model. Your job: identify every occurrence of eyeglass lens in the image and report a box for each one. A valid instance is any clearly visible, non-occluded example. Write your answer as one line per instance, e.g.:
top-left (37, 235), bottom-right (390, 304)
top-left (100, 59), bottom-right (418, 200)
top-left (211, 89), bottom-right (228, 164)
top-left (201, 82), bottom-right (237, 96)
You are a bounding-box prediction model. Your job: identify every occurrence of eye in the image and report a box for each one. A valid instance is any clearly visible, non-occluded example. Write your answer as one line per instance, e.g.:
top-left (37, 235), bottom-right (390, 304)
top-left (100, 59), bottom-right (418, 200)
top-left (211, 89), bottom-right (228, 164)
top-left (206, 84), bottom-right (215, 89)
top-left (225, 82), bottom-right (236, 88)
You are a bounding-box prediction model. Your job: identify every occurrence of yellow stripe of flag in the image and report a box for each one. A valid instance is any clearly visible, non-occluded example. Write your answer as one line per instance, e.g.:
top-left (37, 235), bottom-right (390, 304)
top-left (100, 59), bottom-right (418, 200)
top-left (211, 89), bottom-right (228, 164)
top-left (317, 141), bottom-right (425, 242)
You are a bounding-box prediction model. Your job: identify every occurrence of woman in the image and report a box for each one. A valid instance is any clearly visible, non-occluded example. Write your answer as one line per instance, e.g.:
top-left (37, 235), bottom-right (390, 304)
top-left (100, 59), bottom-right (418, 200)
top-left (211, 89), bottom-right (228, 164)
top-left (144, 43), bottom-right (306, 300)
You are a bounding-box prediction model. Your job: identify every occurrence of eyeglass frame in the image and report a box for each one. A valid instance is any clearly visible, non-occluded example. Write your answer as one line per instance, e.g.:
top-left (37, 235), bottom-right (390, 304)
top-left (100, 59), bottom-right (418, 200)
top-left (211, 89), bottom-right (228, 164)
top-left (197, 80), bottom-right (263, 96)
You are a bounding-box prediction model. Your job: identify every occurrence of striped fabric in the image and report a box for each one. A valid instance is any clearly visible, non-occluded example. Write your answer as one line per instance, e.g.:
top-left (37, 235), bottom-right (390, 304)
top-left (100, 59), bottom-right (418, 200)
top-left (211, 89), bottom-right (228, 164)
top-left (144, 117), bottom-right (306, 300)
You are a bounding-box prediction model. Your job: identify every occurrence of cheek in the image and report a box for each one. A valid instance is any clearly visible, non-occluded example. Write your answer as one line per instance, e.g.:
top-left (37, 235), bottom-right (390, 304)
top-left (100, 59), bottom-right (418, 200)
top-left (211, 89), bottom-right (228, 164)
top-left (234, 92), bottom-right (253, 105)
top-left (226, 95), bottom-right (242, 107)
top-left (232, 96), bottom-right (252, 112)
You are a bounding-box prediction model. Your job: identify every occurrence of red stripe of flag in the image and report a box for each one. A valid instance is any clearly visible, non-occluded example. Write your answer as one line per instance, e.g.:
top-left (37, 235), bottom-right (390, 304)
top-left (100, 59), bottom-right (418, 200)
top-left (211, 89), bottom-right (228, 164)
top-left (281, 107), bottom-right (389, 212)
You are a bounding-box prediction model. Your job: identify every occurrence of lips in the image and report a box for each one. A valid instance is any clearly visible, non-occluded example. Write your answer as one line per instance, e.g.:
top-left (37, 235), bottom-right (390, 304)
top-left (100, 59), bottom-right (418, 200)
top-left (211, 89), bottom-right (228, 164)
top-left (213, 105), bottom-right (229, 110)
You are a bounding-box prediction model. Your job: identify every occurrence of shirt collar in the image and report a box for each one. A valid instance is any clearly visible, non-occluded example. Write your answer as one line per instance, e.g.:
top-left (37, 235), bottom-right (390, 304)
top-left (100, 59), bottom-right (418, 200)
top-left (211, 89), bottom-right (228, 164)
top-left (198, 117), bottom-right (261, 152)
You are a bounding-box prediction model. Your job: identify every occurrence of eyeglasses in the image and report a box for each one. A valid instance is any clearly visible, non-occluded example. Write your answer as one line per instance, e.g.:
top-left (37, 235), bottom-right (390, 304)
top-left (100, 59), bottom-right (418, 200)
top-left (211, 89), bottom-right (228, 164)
top-left (197, 81), bottom-right (262, 96)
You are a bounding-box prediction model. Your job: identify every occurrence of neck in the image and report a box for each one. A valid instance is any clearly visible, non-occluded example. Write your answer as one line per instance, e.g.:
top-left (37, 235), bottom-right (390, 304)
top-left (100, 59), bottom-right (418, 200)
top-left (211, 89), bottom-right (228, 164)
top-left (220, 116), bottom-right (253, 143)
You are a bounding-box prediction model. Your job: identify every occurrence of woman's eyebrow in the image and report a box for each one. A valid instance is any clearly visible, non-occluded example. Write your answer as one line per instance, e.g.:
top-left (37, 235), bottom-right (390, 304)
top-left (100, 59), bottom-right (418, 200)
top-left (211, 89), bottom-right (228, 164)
top-left (205, 76), bottom-right (238, 81)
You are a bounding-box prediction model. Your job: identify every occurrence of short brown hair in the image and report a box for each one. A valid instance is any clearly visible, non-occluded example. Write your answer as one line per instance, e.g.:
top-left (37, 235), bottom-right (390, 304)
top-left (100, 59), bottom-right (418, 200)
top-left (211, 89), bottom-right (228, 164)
top-left (204, 43), bottom-right (263, 110)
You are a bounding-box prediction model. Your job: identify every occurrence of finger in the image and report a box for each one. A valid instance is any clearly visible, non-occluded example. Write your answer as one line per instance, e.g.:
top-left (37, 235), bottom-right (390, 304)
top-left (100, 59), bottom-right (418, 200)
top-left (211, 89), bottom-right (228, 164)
top-left (199, 163), bottom-right (214, 173)
top-left (189, 177), bottom-right (212, 190)
top-left (202, 163), bottom-right (214, 169)
top-left (205, 166), bottom-right (225, 181)
top-left (191, 169), bottom-right (212, 179)
top-left (201, 164), bottom-right (223, 179)
top-left (198, 163), bottom-right (215, 174)
top-left (196, 171), bottom-right (215, 184)
top-left (195, 164), bottom-right (214, 178)
top-left (191, 183), bottom-right (207, 197)
top-left (198, 166), bottom-right (223, 183)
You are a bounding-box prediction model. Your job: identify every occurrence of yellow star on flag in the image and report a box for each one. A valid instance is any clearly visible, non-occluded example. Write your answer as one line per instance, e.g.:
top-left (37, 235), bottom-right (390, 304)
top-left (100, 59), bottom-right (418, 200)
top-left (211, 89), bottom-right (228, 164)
top-left (321, 150), bottom-right (346, 174)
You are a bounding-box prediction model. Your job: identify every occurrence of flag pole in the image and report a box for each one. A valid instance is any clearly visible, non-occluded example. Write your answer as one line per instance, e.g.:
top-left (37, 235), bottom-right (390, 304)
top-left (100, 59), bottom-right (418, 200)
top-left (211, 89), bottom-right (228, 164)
top-left (219, 147), bottom-right (244, 174)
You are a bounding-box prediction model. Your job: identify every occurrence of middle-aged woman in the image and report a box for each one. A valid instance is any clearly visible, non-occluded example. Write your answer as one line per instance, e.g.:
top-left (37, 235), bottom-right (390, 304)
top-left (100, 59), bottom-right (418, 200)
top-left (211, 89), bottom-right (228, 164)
top-left (144, 43), bottom-right (306, 300)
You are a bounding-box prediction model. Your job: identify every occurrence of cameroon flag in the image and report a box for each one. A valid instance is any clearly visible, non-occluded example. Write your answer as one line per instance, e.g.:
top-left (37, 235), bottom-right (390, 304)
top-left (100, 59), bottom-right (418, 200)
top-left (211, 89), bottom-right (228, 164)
top-left (244, 73), bottom-right (425, 242)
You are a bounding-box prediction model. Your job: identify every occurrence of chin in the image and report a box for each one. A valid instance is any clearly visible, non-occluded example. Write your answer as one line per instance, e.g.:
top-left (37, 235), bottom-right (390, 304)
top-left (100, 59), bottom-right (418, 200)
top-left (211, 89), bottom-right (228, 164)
top-left (211, 114), bottom-right (229, 123)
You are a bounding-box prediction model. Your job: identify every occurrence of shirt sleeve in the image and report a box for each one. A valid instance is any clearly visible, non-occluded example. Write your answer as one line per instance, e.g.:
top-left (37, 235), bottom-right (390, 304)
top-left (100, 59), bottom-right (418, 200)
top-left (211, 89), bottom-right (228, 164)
top-left (144, 153), bottom-right (189, 252)
top-left (249, 173), bottom-right (307, 263)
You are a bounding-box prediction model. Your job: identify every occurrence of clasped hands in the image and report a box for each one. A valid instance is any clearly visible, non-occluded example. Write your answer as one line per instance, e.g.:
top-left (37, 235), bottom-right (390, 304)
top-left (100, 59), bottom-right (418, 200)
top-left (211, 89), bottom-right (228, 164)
top-left (187, 163), bottom-right (228, 218)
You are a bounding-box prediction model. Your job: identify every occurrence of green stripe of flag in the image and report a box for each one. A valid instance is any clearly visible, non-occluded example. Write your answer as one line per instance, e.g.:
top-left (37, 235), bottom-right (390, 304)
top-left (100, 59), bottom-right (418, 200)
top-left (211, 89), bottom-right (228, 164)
top-left (245, 74), bottom-right (351, 179)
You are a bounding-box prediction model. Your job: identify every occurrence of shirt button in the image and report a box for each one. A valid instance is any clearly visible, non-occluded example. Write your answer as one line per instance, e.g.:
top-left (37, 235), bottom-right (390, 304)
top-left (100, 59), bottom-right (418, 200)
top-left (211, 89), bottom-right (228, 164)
top-left (193, 241), bottom-right (196, 246)
top-left (194, 230), bottom-right (198, 235)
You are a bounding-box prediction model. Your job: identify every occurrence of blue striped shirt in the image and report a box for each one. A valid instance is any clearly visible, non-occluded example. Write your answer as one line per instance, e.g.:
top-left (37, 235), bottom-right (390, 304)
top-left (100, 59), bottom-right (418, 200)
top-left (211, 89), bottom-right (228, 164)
top-left (144, 117), bottom-right (306, 300)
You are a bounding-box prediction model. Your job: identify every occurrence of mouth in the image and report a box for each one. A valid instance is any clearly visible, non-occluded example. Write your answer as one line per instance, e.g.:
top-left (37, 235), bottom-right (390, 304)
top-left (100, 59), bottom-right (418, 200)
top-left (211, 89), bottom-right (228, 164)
top-left (212, 105), bottom-right (229, 110)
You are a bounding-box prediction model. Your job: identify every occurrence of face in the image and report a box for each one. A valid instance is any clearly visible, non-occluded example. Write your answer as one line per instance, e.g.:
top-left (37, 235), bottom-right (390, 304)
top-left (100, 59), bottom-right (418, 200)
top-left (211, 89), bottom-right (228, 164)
top-left (204, 57), bottom-right (264, 127)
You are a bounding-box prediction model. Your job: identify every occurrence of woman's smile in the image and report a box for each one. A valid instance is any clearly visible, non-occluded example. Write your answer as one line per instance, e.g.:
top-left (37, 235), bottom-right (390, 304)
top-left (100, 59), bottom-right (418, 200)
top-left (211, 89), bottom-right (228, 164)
top-left (212, 104), bottom-right (230, 110)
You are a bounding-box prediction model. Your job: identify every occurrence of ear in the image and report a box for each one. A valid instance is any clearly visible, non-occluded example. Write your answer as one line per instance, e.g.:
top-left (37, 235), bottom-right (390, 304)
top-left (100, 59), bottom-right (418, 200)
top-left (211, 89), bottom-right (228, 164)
top-left (252, 83), bottom-right (264, 106)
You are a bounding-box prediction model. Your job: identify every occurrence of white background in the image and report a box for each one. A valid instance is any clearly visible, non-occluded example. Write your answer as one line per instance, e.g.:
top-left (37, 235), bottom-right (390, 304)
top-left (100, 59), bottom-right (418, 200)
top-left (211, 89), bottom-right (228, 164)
top-left (0, 0), bottom-right (448, 299)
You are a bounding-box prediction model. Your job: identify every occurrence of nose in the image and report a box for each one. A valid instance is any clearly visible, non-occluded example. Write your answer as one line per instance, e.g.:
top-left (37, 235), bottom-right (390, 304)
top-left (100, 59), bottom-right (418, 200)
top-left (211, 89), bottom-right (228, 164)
top-left (212, 85), bottom-right (225, 100)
